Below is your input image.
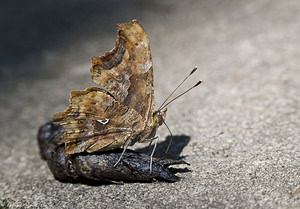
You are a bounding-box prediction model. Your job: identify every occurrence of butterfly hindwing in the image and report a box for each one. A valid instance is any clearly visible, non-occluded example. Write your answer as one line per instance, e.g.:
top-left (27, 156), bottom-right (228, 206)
top-left (53, 87), bottom-right (145, 154)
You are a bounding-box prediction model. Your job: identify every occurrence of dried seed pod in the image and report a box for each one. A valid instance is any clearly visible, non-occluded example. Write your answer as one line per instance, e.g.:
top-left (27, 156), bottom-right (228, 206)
top-left (37, 122), bottom-right (189, 183)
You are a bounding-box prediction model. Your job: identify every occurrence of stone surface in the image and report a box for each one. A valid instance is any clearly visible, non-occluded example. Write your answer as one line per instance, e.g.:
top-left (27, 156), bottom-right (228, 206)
top-left (0, 0), bottom-right (299, 208)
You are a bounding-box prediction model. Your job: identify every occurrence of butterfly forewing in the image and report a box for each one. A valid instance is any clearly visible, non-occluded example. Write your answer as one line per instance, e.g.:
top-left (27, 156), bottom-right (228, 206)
top-left (90, 20), bottom-right (155, 127)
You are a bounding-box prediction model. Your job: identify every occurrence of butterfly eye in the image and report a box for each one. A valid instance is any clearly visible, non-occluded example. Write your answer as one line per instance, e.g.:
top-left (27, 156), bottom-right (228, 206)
top-left (80, 129), bottom-right (86, 134)
top-left (78, 120), bottom-right (83, 124)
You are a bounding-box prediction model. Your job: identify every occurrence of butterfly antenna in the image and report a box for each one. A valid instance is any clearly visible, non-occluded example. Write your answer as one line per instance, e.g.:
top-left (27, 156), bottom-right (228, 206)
top-left (163, 121), bottom-right (173, 156)
top-left (158, 66), bottom-right (198, 111)
top-left (159, 80), bottom-right (202, 111)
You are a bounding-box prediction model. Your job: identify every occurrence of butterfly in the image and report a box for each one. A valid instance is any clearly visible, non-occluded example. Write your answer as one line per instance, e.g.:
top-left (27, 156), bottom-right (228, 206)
top-left (53, 19), bottom-right (201, 170)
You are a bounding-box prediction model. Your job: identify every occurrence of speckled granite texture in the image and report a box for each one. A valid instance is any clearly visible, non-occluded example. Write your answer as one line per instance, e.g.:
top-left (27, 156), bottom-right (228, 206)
top-left (0, 0), bottom-right (299, 208)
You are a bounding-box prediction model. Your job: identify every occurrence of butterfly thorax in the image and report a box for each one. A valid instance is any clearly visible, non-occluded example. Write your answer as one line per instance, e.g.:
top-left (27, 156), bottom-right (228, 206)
top-left (137, 108), bottom-right (167, 143)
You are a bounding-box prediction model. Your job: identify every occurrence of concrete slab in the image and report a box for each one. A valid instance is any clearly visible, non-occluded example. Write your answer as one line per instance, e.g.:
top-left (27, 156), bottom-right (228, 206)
top-left (1, 0), bottom-right (299, 208)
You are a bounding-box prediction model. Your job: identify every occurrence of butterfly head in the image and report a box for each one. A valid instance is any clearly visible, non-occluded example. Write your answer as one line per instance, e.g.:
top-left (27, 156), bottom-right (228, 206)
top-left (153, 108), bottom-right (167, 126)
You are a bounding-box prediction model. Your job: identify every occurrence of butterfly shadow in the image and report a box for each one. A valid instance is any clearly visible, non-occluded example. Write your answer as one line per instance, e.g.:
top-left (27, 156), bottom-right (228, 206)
top-left (136, 135), bottom-right (191, 160)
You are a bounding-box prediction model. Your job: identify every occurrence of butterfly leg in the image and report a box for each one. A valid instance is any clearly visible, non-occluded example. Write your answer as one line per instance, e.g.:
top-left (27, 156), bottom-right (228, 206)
top-left (114, 139), bottom-right (131, 167)
top-left (149, 136), bottom-right (159, 174)
top-left (163, 121), bottom-right (174, 157)
top-left (146, 137), bottom-right (155, 154)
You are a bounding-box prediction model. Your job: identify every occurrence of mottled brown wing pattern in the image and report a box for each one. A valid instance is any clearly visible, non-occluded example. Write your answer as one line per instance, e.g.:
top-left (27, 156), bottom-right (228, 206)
top-left (53, 87), bottom-right (145, 154)
top-left (90, 20), bottom-right (154, 127)
top-left (52, 20), bottom-right (162, 155)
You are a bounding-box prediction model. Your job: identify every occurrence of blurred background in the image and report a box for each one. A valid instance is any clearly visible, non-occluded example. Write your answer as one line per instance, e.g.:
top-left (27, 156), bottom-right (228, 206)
top-left (1, 0), bottom-right (300, 207)
top-left (2, 0), bottom-right (299, 139)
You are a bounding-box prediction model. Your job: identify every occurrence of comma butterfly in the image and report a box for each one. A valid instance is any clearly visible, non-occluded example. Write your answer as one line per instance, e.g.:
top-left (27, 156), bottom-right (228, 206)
top-left (53, 20), bottom-right (201, 170)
